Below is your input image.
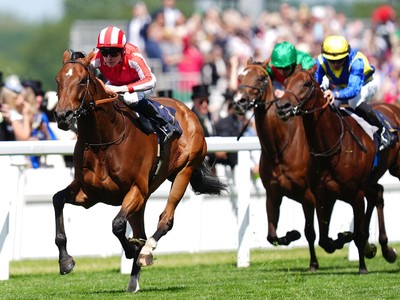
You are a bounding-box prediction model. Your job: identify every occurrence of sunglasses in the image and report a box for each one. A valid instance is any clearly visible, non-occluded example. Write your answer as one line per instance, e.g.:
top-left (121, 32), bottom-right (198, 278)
top-left (277, 66), bottom-right (293, 72)
top-left (100, 48), bottom-right (122, 57)
top-left (328, 58), bottom-right (346, 65)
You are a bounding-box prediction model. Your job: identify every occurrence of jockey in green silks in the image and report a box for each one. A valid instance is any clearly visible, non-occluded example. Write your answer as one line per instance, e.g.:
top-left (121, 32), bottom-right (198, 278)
top-left (266, 41), bottom-right (315, 93)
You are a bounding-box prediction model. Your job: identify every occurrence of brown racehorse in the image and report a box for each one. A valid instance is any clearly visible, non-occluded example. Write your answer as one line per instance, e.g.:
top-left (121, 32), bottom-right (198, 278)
top-left (53, 50), bottom-right (227, 292)
top-left (233, 58), bottom-right (321, 271)
top-left (276, 65), bottom-right (398, 274)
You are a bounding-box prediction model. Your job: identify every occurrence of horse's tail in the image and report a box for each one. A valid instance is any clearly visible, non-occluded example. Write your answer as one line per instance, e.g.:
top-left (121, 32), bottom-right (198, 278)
top-left (190, 160), bottom-right (228, 195)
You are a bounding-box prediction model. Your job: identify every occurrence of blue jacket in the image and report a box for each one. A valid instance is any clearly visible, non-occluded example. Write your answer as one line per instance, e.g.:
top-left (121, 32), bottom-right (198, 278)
top-left (314, 48), bottom-right (375, 101)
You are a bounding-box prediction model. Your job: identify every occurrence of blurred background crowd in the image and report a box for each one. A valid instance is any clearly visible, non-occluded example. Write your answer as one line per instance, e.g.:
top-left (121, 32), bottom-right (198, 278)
top-left (0, 1), bottom-right (398, 175)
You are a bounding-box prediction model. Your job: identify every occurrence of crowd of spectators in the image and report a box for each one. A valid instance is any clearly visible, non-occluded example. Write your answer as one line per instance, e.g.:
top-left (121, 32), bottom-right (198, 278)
top-left (128, 1), bottom-right (398, 110)
top-left (0, 1), bottom-right (398, 175)
top-left (0, 73), bottom-right (75, 168)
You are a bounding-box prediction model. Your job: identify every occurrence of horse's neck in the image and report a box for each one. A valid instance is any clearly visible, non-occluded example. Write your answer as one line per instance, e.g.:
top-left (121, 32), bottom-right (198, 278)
top-left (255, 104), bottom-right (291, 153)
top-left (77, 102), bottom-right (120, 144)
top-left (302, 103), bottom-right (341, 154)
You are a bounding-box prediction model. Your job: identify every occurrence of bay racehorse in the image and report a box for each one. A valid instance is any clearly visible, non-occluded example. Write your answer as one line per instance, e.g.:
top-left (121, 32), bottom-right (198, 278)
top-left (53, 50), bottom-right (227, 292)
top-left (233, 58), bottom-right (323, 271)
top-left (276, 65), bottom-right (398, 274)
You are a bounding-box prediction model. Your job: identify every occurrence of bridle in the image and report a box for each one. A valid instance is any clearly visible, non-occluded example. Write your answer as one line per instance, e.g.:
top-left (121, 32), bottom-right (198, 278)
top-left (237, 64), bottom-right (292, 157)
top-left (63, 60), bottom-right (118, 119)
top-left (282, 70), bottom-right (330, 116)
top-left (283, 70), bottom-right (344, 157)
top-left (237, 64), bottom-right (278, 113)
top-left (62, 60), bottom-right (125, 149)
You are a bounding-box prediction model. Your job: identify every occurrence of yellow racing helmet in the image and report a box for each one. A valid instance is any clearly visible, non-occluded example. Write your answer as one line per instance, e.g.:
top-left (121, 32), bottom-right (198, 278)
top-left (321, 35), bottom-right (349, 60)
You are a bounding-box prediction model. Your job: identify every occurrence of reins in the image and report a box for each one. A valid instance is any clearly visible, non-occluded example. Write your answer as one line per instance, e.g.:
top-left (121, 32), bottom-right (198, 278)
top-left (237, 64), bottom-right (291, 158)
top-left (284, 70), bottom-right (346, 157)
top-left (84, 102), bottom-right (127, 149)
top-left (63, 60), bottom-right (119, 112)
top-left (63, 59), bottom-right (126, 149)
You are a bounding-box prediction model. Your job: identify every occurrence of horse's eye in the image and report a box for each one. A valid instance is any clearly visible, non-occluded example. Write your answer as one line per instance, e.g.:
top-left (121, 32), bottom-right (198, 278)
top-left (79, 78), bottom-right (86, 85)
top-left (304, 81), bottom-right (312, 87)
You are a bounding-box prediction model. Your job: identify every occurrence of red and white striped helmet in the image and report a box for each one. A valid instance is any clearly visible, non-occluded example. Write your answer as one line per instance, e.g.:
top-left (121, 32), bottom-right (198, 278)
top-left (97, 26), bottom-right (126, 49)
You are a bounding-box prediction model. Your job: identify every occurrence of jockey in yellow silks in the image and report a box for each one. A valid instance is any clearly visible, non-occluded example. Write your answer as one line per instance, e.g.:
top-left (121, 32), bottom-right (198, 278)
top-left (315, 35), bottom-right (390, 150)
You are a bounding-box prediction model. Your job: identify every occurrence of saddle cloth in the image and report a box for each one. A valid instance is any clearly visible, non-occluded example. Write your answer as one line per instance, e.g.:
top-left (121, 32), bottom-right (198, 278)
top-left (149, 99), bottom-right (182, 134)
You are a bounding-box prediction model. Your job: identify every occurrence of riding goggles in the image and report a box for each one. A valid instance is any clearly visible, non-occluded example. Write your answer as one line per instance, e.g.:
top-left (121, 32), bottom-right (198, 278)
top-left (100, 48), bottom-right (122, 57)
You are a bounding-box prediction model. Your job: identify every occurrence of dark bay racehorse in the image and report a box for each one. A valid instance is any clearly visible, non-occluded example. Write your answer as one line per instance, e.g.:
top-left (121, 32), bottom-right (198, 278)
top-left (276, 65), bottom-right (398, 274)
top-left (53, 50), bottom-right (227, 292)
top-left (233, 58), bottom-right (320, 271)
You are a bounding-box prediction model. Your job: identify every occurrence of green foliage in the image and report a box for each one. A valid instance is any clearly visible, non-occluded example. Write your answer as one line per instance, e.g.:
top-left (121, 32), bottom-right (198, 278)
top-left (64, 0), bottom-right (133, 20)
top-left (0, 0), bottom-right (394, 93)
top-left (0, 0), bottom-right (194, 92)
top-left (1, 246), bottom-right (400, 299)
top-left (63, 0), bottom-right (194, 20)
top-left (0, 17), bottom-right (70, 92)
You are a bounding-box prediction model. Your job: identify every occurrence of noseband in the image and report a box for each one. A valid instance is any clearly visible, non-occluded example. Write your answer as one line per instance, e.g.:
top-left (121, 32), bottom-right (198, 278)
top-left (238, 65), bottom-right (277, 112)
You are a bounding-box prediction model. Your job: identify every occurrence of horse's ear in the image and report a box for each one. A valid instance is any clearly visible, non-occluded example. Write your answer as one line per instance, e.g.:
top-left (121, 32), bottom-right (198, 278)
top-left (262, 58), bottom-right (270, 68)
top-left (309, 64), bottom-right (317, 76)
top-left (82, 51), bottom-right (96, 66)
top-left (62, 50), bottom-right (71, 64)
top-left (247, 57), bottom-right (254, 65)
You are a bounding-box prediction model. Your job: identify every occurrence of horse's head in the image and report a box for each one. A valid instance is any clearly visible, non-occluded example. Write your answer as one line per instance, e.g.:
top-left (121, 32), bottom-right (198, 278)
top-left (54, 50), bottom-right (97, 131)
top-left (233, 57), bottom-right (275, 115)
top-left (276, 65), bottom-right (324, 121)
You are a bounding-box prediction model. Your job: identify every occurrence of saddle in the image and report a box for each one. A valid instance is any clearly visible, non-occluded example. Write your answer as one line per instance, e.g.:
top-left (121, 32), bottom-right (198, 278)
top-left (127, 99), bottom-right (182, 143)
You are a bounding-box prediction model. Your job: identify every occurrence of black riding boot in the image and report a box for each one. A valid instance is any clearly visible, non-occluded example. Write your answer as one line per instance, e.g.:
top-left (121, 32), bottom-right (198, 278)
top-left (130, 99), bottom-right (174, 141)
top-left (355, 102), bottom-right (390, 149)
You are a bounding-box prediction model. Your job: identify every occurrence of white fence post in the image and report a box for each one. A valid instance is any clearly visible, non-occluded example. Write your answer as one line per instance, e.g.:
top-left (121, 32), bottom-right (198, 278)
top-left (0, 198), bottom-right (10, 280)
top-left (0, 156), bottom-right (21, 280)
top-left (236, 150), bottom-right (251, 268)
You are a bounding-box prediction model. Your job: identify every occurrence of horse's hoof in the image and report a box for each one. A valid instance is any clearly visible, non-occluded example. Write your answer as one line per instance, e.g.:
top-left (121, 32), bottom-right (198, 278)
top-left (59, 255), bottom-right (75, 275)
top-left (309, 262), bottom-right (319, 272)
top-left (364, 243), bottom-right (377, 259)
top-left (338, 231), bottom-right (353, 242)
top-left (383, 247), bottom-right (397, 263)
top-left (319, 240), bottom-right (336, 254)
top-left (126, 274), bottom-right (140, 293)
top-left (358, 268), bottom-right (368, 275)
top-left (137, 253), bottom-right (154, 267)
top-left (335, 231), bottom-right (353, 249)
top-left (286, 230), bottom-right (301, 242)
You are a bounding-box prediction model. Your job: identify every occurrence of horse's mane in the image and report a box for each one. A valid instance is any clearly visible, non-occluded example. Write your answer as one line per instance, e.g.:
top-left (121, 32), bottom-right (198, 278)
top-left (252, 60), bottom-right (264, 65)
top-left (67, 49), bottom-right (107, 84)
top-left (69, 49), bottom-right (86, 61)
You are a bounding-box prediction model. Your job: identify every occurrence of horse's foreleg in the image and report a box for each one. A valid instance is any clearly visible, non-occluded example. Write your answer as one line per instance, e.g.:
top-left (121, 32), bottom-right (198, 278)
top-left (364, 190), bottom-right (378, 259)
top-left (138, 169), bottom-right (192, 267)
top-left (374, 184), bottom-right (397, 263)
top-left (126, 260), bottom-right (142, 292)
top-left (53, 186), bottom-right (76, 275)
top-left (265, 189), bottom-right (285, 245)
top-left (316, 196), bottom-right (338, 253)
top-left (302, 190), bottom-right (318, 272)
top-left (112, 187), bottom-right (145, 260)
top-left (352, 193), bottom-right (368, 274)
top-left (125, 214), bottom-right (146, 293)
